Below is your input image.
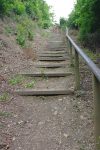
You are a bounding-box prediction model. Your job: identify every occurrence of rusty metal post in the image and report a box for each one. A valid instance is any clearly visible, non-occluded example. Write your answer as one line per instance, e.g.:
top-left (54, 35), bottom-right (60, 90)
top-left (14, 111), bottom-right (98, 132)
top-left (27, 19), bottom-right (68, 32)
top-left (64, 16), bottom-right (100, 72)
top-left (74, 49), bottom-right (80, 90)
top-left (93, 75), bottom-right (100, 150)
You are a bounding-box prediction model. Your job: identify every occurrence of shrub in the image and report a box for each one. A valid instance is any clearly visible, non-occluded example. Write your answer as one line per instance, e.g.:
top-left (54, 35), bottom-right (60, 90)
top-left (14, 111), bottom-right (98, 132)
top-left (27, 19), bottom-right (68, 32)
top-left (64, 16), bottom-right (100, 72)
top-left (13, 0), bottom-right (25, 15)
top-left (16, 16), bottom-right (35, 46)
top-left (16, 24), bottom-right (27, 46)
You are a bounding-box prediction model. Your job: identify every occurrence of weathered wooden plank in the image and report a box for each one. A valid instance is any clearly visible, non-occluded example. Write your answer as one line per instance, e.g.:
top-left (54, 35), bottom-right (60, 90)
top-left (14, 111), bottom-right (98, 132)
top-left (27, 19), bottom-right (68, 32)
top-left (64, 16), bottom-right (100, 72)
top-left (20, 72), bottom-right (73, 77)
top-left (40, 51), bottom-right (67, 54)
top-left (48, 48), bottom-right (67, 51)
top-left (35, 63), bottom-right (66, 68)
top-left (15, 89), bottom-right (74, 96)
top-left (38, 57), bottom-right (67, 61)
top-left (48, 41), bottom-right (63, 43)
top-left (38, 54), bottom-right (67, 57)
top-left (48, 46), bottom-right (67, 49)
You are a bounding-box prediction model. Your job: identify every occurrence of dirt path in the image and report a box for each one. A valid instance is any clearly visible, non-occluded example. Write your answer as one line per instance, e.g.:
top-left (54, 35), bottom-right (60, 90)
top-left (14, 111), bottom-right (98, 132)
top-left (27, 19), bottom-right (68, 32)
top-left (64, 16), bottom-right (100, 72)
top-left (0, 29), bottom-right (94, 150)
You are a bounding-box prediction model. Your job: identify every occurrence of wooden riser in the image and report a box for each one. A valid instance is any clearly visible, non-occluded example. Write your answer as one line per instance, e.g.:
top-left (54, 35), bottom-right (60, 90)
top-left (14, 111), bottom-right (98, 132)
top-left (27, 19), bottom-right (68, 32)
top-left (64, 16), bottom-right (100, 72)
top-left (38, 54), bottom-right (67, 57)
top-left (38, 57), bottom-right (67, 61)
top-left (40, 51), bottom-right (67, 54)
top-left (48, 47), bottom-right (67, 50)
top-left (15, 89), bottom-right (74, 96)
top-left (19, 72), bottom-right (73, 77)
top-left (35, 64), bottom-right (66, 68)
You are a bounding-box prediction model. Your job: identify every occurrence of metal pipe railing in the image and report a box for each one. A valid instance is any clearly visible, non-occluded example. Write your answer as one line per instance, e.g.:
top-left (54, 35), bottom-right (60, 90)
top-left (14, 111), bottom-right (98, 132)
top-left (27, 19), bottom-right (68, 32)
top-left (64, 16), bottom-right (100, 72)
top-left (66, 29), bottom-right (100, 150)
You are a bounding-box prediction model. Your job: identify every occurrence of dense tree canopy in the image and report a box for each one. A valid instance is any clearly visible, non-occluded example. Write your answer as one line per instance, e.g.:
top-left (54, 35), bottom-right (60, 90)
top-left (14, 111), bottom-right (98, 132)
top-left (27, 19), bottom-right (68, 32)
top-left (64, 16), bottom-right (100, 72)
top-left (66, 0), bottom-right (100, 49)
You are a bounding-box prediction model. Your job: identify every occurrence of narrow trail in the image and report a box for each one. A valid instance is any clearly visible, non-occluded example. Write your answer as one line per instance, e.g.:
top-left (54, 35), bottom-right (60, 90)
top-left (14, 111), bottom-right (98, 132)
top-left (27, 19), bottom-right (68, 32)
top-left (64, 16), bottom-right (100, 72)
top-left (9, 30), bottom-right (93, 150)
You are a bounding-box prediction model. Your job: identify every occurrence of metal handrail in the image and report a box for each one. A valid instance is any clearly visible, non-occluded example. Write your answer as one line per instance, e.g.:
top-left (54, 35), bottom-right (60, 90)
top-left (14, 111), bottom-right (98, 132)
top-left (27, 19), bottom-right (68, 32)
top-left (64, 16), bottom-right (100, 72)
top-left (67, 34), bottom-right (100, 82)
top-left (66, 29), bottom-right (100, 150)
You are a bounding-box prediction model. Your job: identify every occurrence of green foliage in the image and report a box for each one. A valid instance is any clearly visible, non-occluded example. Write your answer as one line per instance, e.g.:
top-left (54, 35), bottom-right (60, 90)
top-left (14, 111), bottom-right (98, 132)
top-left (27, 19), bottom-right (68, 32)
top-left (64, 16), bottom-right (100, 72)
top-left (0, 93), bottom-right (9, 102)
top-left (12, 0), bottom-right (26, 15)
top-left (16, 23), bottom-right (27, 46)
top-left (0, 0), bottom-right (53, 47)
top-left (16, 15), bottom-right (34, 46)
top-left (67, 0), bottom-right (100, 49)
top-left (0, 0), bottom-right (53, 29)
top-left (9, 75), bottom-right (25, 85)
top-left (60, 17), bottom-right (67, 29)
top-left (25, 79), bottom-right (36, 88)
top-left (0, 0), bottom-right (13, 16)
top-left (66, 10), bottom-right (79, 29)
top-left (83, 48), bottom-right (100, 61)
top-left (0, 111), bottom-right (12, 117)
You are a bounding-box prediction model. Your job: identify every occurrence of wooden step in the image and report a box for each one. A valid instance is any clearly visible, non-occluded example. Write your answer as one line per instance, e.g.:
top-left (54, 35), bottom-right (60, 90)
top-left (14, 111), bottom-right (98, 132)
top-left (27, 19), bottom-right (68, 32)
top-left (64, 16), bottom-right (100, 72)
top-left (20, 72), bottom-right (73, 77)
top-left (35, 63), bottom-right (66, 68)
top-left (48, 41), bottom-right (64, 43)
top-left (38, 54), bottom-right (67, 57)
top-left (15, 89), bottom-right (74, 96)
top-left (38, 57), bottom-right (67, 61)
top-left (40, 51), bottom-right (67, 54)
top-left (48, 47), bottom-right (67, 50)
top-left (49, 48), bottom-right (67, 51)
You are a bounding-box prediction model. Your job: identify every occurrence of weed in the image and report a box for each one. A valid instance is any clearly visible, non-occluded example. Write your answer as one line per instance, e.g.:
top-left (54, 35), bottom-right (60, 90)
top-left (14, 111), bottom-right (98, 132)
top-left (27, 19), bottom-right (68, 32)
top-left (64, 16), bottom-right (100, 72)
top-left (28, 30), bottom-right (34, 41)
top-left (70, 63), bottom-right (74, 68)
top-left (25, 79), bottom-right (36, 88)
top-left (0, 111), bottom-right (12, 117)
top-left (40, 68), bottom-right (46, 79)
top-left (0, 93), bottom-right (9, 102)
top-left (5, 26), bottom-right (15, 36)
top-left (9, 75), bottom-right (25, 85)
top-left (40, 69), bottom-right (49, 80)
top-left (16, 24), bottom-right (27, 46)
top-left (83, 48), bottom-right (100, 61)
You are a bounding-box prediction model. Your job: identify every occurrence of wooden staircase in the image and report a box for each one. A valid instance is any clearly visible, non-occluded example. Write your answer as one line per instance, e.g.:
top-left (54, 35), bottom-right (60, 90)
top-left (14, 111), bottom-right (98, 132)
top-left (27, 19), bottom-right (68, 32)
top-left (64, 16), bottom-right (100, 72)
top-left (15, 33), bottom-right (75, 96)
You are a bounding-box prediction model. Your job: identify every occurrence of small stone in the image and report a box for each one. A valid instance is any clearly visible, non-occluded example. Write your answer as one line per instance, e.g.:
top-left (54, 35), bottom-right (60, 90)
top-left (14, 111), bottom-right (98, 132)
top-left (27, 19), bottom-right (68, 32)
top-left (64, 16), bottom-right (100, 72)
top-left (80, 115), bottom-right (85, 120)
top-left (38, 121), bottom-right (44, 126)
top-left (54, 111), bottom-right (58, 115)
top-left (64, 107), bottom-right (66, 111)
top-left (12, 137), bottom-right (16, 141)
top-left (63, 133), bottom-right (69, 138)
top-left (58, 99), bottom-right (63, 101)
top-left (18, 120), bottom-right (23, 124)
top-left (14, 115), bottom-right (18, 118)
top-left (8, 124), bottom-right (11, 127)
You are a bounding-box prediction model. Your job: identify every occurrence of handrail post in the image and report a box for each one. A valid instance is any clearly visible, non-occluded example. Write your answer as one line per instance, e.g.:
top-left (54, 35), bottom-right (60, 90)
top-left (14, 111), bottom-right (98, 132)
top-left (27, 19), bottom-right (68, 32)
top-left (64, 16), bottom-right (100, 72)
top-left (75, 49), bottom-right (80, 90)
top-left (67, 39), bottom-right (73, 66)
top-left (93, 75), bottom-right (100, 150)
top-left (69, 42), bottom-right (73, 66)
top-left (67, 38), bottom-right (70, 55)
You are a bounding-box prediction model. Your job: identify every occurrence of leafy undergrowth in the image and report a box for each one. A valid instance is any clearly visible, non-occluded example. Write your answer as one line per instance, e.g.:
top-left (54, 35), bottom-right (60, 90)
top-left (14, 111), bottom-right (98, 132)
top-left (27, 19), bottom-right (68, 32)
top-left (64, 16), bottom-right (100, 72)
top-left (69, 29), bottom-right (100, 63)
